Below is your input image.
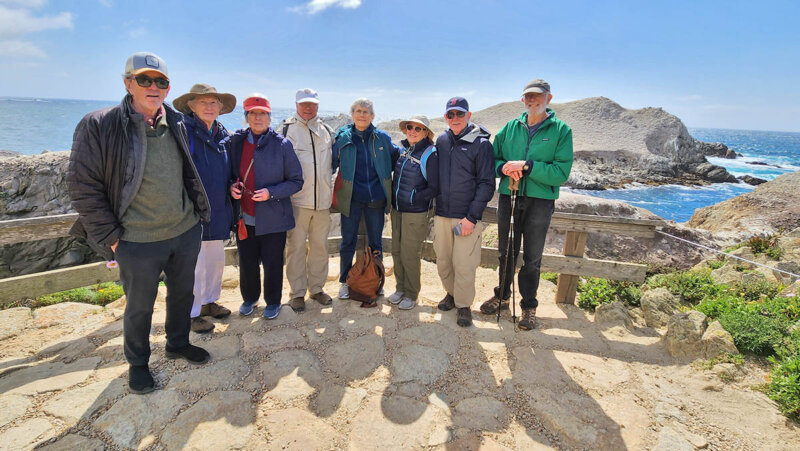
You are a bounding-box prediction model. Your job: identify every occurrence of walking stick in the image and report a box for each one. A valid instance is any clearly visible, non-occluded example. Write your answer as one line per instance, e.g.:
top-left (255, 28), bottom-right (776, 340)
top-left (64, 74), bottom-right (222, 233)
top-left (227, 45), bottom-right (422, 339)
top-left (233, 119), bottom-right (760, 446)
top-left (497, 176), bottom-right (522, 324)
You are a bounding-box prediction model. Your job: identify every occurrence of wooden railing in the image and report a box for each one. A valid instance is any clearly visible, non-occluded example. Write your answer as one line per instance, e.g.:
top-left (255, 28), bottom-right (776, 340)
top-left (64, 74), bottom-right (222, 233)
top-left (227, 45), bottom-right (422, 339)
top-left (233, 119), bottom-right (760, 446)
top-left (0, 210), bottom-right (662, 305)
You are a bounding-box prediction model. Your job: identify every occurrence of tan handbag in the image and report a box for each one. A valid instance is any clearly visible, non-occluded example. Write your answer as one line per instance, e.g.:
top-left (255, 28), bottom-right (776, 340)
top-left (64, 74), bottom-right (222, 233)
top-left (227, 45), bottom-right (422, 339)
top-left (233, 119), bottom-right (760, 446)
top-left (346, 246), bottom-right (385, 303)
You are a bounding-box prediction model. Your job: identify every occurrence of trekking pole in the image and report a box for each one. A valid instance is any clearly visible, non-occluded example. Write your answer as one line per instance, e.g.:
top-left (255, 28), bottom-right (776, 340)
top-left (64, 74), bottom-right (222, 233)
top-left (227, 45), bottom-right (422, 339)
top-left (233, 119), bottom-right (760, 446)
top-left (497, 175), bottom-right (521, 324)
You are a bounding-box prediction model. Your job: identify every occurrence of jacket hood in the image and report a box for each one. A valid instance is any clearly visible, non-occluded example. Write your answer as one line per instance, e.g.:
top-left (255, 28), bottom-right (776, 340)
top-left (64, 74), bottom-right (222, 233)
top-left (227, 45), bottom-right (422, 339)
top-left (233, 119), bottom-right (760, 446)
top-left (450, 123), bottom-right (491, 143)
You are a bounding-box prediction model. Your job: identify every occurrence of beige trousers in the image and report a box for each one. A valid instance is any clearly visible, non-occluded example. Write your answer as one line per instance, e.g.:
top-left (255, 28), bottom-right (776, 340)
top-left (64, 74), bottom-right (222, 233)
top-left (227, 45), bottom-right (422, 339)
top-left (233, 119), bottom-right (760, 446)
top-left (285, 206), bottom-right (331, 299)
top-left (432, 216), bottom-right (485, 308)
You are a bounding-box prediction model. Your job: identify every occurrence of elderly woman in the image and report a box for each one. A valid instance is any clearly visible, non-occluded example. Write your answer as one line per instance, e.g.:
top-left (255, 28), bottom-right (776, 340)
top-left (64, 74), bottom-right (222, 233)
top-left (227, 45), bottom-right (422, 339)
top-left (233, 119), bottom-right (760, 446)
top-left (332, 98), bottom-right (400, 304)
top-left (229, 93), bottom-right (303, 319)
top-left (173, 83), bottom-right (236, 333)
top-left (387, 116), bottom-right (439, 310)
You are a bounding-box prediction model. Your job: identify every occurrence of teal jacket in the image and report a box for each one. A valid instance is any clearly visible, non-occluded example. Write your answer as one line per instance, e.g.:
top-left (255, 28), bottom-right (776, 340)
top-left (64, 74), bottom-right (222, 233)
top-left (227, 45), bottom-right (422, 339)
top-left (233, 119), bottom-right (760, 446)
top-left (493, 109), bottom-right (573, 199)
top-left (332, 124), bottom-right (400, 216)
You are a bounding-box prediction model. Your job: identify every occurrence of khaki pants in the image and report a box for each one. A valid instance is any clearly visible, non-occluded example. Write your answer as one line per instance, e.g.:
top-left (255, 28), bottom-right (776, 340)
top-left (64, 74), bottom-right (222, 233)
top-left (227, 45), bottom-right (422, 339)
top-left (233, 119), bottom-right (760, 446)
top-left (285, 206), bottom-right (331, 299)
top-left (390, 208), bottom-right (430, 300)
top-left (432, 216), bottom-right (485, 308)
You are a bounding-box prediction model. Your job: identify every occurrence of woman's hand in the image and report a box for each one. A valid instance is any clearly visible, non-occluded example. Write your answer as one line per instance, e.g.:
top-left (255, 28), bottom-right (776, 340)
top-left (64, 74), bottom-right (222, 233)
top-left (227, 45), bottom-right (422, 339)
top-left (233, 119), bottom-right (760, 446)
top-left (230, 183), bottom-right (242, 199)
top-left (252, 188), bottom-right (270, 202)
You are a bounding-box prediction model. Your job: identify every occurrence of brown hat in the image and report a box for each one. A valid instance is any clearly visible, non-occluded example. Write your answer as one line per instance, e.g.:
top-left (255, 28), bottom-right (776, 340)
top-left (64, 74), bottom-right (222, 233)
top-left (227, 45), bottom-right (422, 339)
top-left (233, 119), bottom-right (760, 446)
top-left (399, 115), bottom-right (434, 141)
top-left (173, 83), bottom-right (236, 115)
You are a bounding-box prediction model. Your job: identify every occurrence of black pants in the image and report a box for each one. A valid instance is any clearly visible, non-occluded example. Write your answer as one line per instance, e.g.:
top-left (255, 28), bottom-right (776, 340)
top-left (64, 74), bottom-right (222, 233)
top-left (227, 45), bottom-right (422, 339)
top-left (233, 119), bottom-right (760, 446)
top-left (237, 226), bottom-right (286, 306)
top-left (495, 195), bottom-right (555, 309)
top-left (116, 222), bottom-right (202, 366)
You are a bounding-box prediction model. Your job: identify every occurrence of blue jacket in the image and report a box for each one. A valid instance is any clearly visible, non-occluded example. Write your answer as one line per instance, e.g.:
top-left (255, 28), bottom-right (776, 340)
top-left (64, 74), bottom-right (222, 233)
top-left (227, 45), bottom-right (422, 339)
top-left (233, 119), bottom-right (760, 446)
top-left (185, 115), bottom-right (234, 241)
top-left (392, 137), bottom-right (438, 213)
top-left (332, 124), bottom-right (400, 216)
top-left (435, 123), bottom-right (496, 223)
top-left (227, 128), bottom-right (303, 235)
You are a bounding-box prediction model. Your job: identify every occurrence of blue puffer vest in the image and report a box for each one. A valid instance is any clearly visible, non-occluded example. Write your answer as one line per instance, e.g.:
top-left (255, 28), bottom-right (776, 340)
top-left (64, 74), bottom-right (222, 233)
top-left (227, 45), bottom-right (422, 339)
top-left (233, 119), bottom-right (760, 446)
top-left (392, 138), bottom-right (436, 213)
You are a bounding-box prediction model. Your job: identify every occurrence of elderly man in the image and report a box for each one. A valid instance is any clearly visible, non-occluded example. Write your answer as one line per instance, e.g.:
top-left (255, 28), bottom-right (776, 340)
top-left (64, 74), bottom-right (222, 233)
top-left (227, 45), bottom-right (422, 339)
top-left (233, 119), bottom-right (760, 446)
top-left (277, 89), bottom-right (335, 312)
top-left (173, 83), bottom-right (237, 333)
top-left (479, 79), bottom-right (573, 330)
top-left (67, 52), bottom-right (211, 394)
top-left (434, 97), bottom-right (495, 327)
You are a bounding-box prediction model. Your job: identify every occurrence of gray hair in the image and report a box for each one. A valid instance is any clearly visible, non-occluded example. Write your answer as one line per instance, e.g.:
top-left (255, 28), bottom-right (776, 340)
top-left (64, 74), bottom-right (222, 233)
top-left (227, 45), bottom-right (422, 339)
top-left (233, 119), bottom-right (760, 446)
top-left (350, 98), bottom-right (374, 116)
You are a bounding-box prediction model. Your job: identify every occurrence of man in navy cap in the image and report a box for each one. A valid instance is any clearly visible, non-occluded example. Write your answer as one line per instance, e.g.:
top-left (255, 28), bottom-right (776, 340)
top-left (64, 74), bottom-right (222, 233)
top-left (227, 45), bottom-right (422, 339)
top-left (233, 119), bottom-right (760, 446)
top-left (68, 52), bottom-right (212, 394)
top-left (433, 97), bottom-right (495, 327)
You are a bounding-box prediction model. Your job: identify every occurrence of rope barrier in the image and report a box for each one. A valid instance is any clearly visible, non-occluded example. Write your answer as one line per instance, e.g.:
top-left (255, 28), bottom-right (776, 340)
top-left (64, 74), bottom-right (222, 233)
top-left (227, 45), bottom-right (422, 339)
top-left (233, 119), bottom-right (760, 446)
top-left (655, 229), bottom-right (800, 279)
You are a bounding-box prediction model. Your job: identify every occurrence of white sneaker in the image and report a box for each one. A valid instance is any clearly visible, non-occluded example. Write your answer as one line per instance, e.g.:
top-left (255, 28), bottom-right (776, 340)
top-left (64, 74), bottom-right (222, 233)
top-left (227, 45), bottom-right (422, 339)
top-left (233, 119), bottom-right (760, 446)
top-left (398, 297), bottom-right (416, 310)
top-left (388, 291), bottom-right (405, 304)
top-left (338, 283), bottom-right (350, 299)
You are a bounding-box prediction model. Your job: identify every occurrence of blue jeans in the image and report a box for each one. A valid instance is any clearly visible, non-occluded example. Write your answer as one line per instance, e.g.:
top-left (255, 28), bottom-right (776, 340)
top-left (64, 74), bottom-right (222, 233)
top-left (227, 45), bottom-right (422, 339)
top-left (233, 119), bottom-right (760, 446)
top-left (340, 200), bottom-right (385, 282)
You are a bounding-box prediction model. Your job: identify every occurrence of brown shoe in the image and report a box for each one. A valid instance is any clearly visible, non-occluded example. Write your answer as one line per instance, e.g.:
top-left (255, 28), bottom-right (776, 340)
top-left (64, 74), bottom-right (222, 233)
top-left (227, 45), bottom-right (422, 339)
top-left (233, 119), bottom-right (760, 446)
top-left (290, 296), bottom-right (306, 312)
top-left (456, 307), bottom-right (473, 327)
top-left (518, 308), bottom-right (537, 331)
top-left (479, 295), bottom-right (509, 315)
top-left (437, 294), bottom-right (456, 311)
top-left (190, 316), bottom-right (214, 334)
top-left (200, 302), bottom-right (231, 319)
top-left (310, 291), bottom-right (332, 306)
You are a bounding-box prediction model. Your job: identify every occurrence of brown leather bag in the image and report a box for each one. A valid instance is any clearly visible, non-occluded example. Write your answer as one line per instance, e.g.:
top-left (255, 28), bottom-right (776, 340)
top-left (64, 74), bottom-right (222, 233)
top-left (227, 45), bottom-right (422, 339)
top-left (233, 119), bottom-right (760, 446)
top-left (346, 246), bottom-right (385, 302)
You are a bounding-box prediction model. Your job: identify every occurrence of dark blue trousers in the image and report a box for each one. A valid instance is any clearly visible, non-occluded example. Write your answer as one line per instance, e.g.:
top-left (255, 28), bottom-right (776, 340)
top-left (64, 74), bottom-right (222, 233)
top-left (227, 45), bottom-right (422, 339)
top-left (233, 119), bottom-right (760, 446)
top-left (339, 200), bottom-right (385, 283)
top-left (236, 226), bottom-right (286, 306)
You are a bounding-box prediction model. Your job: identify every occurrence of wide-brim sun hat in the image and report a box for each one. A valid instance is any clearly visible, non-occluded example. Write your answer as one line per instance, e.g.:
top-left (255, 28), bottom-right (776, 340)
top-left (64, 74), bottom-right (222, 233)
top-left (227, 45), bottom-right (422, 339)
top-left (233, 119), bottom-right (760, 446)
top-left (399, 115), bottom-right (434, 141)
top-left (173, 83), bottom-right (236, 115)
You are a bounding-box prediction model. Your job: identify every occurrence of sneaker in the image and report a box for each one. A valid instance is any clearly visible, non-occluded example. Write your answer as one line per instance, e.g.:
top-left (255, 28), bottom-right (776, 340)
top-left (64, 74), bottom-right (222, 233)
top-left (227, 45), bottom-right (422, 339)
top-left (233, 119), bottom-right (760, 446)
top-left (190, 316), bottom-right (214, 334)
top-left (479, 295), bottom-right (509, 315)
top-left (310, 291), bottom-right (332, 306)
top-left (200, 302), bottom-right (231, 318)
top-left (128, 364), bottom-right (154, 394)
top-left (165, 344), bottom-right (210, 364)
top-left (263, 303), bottom-right (281, 320)
top-left (437, 293), bottom-right (455, 311)
top-left (398, 296), bottom-right (416, 310)
top-left (290, 296), bottom-right (306, 312)
top-left (239, 301), bottom-right (256, 316)
top-left (457, 307), bottom-right (473, 327)
top-left (338, 283), bottom-right (350, 299)
top-left (518, 308), bottom-right (537, 331)
top-left (388, 291), bottom-right (405, 305)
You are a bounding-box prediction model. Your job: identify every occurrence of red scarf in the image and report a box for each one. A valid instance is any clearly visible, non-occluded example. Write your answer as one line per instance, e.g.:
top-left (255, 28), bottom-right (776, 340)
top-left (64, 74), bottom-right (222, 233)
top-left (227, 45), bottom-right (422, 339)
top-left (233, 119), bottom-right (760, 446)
top-left (239, 138), bottom-right (256, 216)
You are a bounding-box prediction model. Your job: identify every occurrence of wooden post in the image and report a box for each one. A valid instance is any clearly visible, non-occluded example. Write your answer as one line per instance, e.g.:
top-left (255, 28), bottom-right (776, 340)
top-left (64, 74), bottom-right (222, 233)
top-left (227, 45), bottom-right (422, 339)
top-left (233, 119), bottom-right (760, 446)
top-left (555, 230), bottom-right (588, 304)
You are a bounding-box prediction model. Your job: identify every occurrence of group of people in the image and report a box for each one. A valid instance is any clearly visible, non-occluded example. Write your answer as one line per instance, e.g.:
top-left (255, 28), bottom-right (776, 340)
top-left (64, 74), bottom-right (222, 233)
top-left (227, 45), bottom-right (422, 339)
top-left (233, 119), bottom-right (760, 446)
top-left (67, 52), bottom-right (573, 394)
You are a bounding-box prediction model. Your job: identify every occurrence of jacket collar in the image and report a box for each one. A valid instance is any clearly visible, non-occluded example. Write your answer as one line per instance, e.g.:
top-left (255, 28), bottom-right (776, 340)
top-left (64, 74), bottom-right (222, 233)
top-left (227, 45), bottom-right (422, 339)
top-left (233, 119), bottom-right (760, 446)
top-left (338, 123), bottom-right (374, 146)
top-left (448, 123), bottom-right (490, 144)
top-left (517, 108), bottom-right (555, 127)
top-left (401, 136), bottom-right (432, 152)
top-left (287, 113), bottom-right (324, 135)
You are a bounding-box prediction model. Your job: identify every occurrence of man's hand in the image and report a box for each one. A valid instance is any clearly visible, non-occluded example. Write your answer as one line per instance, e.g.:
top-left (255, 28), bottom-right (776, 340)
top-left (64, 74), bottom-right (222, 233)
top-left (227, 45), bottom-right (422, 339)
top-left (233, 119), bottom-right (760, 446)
top-left (458, 218), bottom-right (475, 236)
top-left (230, 183), bottom-right (242, 200)
top-left (502, 161), bottom-right (527, 181)
top-left (111, 240), bottom-right (119, 253)
top-left (252, 188), bottom-right (270, 202)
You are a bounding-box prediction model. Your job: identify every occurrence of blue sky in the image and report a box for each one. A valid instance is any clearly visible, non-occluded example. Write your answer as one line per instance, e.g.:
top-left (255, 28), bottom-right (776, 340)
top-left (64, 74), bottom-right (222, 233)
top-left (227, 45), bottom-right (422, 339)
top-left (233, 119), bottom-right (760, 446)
top-left (1, 0), bottom-right (799, 131)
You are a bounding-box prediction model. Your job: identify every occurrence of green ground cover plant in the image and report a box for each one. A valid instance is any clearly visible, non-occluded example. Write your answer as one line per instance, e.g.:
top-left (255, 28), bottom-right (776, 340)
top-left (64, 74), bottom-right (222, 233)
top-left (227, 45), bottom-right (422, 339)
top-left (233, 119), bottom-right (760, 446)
top-left (576, 278), bottom-right (641, 311)
top-left (2, 282), bottom-right (125, 310)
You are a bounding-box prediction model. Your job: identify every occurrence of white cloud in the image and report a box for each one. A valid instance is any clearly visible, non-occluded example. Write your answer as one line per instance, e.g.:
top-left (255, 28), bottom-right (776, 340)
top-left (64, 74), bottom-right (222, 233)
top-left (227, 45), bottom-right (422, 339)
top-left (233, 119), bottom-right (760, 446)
top-left (98, 0), bottom-right (113, 7)
top-left (0, 39), bottom-right (46, 58)
top-left (128, 27), bottom-right (148, 38)
top-left (0, 3), bottom-right (72, 59)
top-left (289, 0), bottom-right (362, 14)
top-left (0, 0), bottom-right (48, 8)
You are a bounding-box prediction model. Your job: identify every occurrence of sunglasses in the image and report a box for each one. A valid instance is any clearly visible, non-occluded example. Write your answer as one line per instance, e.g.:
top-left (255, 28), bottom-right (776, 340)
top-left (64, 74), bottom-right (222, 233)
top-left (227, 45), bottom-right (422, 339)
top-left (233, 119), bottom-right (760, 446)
top-left (132, 75), bottom-right (170, 89)
top-left (446, 110), bottom-right (466, 119)
top-left (405, 124), bottom-right (427, 133)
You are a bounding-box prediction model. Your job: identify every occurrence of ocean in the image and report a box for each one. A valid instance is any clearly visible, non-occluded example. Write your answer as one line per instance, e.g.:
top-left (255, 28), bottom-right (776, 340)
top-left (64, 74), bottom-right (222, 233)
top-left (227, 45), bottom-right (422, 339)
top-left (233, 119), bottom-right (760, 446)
top-left (1, 97), bottom-right (797, 223)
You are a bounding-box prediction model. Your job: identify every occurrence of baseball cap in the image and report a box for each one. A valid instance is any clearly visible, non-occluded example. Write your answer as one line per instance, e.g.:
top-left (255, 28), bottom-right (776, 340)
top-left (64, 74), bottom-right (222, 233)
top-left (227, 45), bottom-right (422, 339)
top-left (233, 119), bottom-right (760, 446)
top-left (124, 52), bottom-right (168, 78)
top-left (522, 79), bottom-right (550, 95)
top-left (445, 96), bottom-right (469, 113)
top-left (243, 93), bottom-right (271, 113)
top-left (295, 88), bottom-right (320, 104)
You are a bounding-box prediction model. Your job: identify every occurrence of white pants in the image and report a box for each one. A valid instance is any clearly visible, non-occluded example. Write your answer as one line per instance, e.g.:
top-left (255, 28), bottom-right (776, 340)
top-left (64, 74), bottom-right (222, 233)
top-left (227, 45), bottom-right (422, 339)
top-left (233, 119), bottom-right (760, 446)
top-left (191, 240), bottom-right (225, 318)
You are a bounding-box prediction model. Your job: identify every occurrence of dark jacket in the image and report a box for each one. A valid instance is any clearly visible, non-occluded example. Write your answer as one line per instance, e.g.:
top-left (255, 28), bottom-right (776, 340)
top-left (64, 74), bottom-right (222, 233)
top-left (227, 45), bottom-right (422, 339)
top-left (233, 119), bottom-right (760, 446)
top-left (227, 128), bottom-right (303, 236)
top-left (392, 137), bottom-right (438, 213)
top-left (185, 115), bottom-right (234, 241)
top-left (435, 123), bottom-right (495, 223)
top-left (67, 96), bottom-right (211, 260)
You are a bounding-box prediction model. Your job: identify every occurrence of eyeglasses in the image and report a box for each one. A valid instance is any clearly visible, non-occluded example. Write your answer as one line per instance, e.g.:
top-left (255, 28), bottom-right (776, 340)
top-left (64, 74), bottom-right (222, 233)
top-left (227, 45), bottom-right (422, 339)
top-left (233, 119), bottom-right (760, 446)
top-left (131, 75), bottom-right (170, 89)
top-left (446, 110), bottom-right (466, 119)
top-left (405, 124), bottom-right (427, 133)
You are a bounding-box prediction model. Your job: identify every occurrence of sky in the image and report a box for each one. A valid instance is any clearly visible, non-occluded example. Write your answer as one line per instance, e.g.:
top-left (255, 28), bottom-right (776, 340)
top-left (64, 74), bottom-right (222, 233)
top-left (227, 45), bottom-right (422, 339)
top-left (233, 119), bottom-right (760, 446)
top-left (1, 0), bottom-right (799, 132)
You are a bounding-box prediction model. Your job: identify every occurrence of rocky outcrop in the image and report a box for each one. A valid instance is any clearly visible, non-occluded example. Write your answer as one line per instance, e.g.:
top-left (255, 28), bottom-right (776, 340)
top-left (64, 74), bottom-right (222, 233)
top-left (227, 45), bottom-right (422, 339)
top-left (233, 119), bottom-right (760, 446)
top-left (641, 287), bottom-right (682, 328)
top-left (737, 175), bottom-right (767, 186)
top-left (665, 310), bottom-right (709, 359)
top-left (696, 141), bottom-right (739, 159)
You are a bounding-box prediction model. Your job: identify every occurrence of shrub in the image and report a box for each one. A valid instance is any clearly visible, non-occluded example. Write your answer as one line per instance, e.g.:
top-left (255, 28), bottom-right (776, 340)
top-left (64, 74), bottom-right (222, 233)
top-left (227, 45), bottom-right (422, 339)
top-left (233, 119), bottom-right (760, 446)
top-left (718, 309), bottom-right (784, 356)
top-left (768, 355), bottom-right (800, 421)
top-left (33, 282), bottom-right (124, 309)
top-left (645, 270), bottom-right (721, 305)
top-left (729, 280), bottom-right (782, 302)
top-left (577, 278), bottom-right (642, 311)
top-left (695, 293), bottom-right (745, 319)
top-left (747, 235), bottom-right (782, 260)
top-left (541, 272), bottom-right (559, 284)
top-left (707, 259), bottom-right (725, 270)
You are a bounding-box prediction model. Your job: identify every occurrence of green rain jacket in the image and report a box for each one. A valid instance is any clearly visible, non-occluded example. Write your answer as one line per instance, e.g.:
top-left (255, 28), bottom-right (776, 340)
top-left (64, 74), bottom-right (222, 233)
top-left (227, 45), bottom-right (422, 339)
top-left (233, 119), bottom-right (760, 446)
top-left (493, 109), bottom-right (573, 199)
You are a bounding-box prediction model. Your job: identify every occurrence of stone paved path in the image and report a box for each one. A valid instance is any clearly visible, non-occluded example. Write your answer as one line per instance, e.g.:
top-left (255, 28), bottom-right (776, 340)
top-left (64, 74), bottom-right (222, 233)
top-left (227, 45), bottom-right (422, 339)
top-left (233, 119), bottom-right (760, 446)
top-left (1, 259), bottom-right (798, 450)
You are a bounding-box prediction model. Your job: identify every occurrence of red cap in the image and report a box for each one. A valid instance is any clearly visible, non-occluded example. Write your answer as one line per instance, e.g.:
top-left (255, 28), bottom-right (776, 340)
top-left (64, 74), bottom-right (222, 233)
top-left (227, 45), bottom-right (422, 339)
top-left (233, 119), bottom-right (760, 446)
top-left (243, 95), bottom-right (271, 113)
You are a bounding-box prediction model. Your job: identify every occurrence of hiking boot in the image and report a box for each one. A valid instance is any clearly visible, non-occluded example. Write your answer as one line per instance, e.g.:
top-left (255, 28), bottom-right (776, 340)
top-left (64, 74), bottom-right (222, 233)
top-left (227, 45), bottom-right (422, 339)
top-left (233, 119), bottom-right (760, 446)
top-left (190, 316), bottom-right (214, 334)
top-left (479, 295), bottom-right (509, 315)
top-left (290, 296), bottom-right (306, 312)
top-left (263, 304), bottom-right (282, 319)
top-left (128, 364), bottom-right (154, 394)
top-left (338, 283), bottom-right (350, 299)
top-left (200, 302), bottom-right (231, 318)
top-left (398, 296), bottom-right (416, 310)
top-left (165, 344), bottom-right (210, 364)
top-left (387, 291), bottom-right (405, 305)
top-left (437, 293), bottom-right (455, 311)
top-left (457, 307), bottom-right (473, 327)
top-left (518, 308), bottom-right (537, 331)
top-left (310, 291), bottom-right (333, 306)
